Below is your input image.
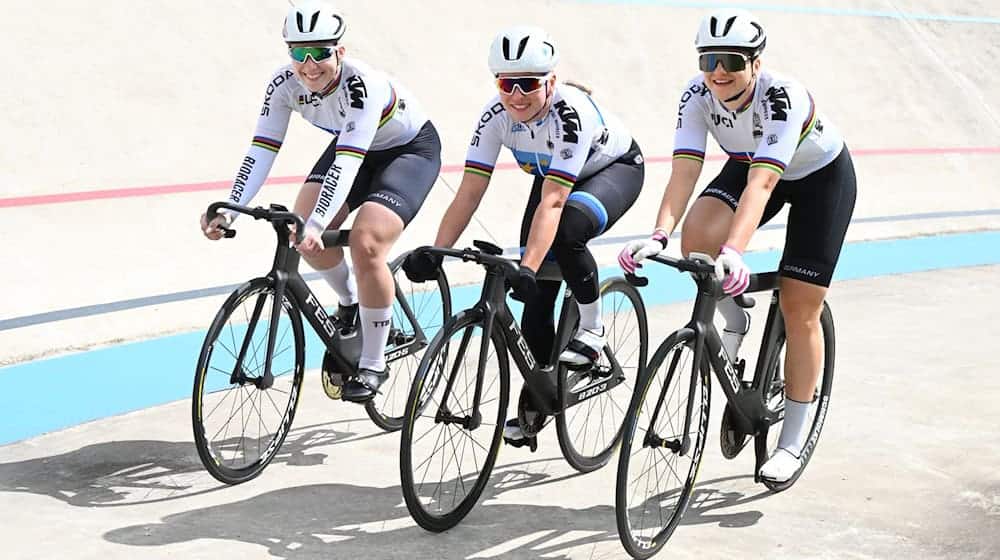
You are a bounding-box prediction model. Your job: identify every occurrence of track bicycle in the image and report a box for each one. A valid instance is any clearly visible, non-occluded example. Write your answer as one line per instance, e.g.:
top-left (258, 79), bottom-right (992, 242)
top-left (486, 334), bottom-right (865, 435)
top-left (616, 253), bottom-right (835, 558)
top-left (400, 240), bottom-right (648, 531)
top-left (192, 201), bottom-right (450, 484)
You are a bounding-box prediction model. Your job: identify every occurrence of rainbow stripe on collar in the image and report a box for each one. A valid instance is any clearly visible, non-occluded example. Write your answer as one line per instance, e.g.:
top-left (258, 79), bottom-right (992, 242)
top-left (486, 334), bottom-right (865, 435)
top-left (318, 73), bottom-right (342, 98)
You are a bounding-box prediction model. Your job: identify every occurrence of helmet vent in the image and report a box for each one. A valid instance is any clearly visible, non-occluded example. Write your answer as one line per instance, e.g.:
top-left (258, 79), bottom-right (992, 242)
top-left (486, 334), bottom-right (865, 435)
top-left (502, 36), bottom-right (530, 60)
top-left (710, 16), bottom-right (737, 37)
top-left (295, 11), bottom-right (322, 33)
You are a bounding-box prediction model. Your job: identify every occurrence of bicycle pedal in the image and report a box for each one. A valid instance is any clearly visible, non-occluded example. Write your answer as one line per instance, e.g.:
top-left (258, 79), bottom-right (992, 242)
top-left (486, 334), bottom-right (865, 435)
top-left (504, 434), bottom-right (538, 452)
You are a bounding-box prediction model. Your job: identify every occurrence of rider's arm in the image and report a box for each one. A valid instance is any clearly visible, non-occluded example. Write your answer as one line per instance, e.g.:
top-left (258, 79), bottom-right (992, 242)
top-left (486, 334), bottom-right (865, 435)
top-left (726, 82), bottom-right (814, 251)
top-left (433, 172), bottom-right (491, 247)
top-left (654, 79), bottom-right (712, 234)
top-left (521, 179), bottom-right (571, 270)
top-left (433, 99), bottom-right (505, 247)
top-left (304, 74), bottom-right (388, 230)
top-left (653, 158), bottom-right (703, 234)
top-left (223, 69), bottom-right (295, 221)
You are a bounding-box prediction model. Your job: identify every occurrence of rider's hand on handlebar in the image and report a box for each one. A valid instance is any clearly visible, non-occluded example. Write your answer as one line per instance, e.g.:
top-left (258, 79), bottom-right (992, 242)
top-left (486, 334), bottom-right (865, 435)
top-left (295, 219), bottom-right (327, 256)
top-left (618, 229), bottom-right (669, 273)
top-left (200, 212), bottom-right (231, 240)
top-left (510, 265), bottom-right (538, 303)
top-left (402, 251), bottom-right (443, 283)
top-left (715, 244), bottom-right (751, 296)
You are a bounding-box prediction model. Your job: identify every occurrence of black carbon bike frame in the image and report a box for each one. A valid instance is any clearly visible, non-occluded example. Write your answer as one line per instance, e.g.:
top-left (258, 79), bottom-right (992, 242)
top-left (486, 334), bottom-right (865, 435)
top-left (206, 201), bottom-right (430, 389)
top-left (419, 240), bottom-right (628, 425)
top-left (628, 253), bottom-right (784, 477)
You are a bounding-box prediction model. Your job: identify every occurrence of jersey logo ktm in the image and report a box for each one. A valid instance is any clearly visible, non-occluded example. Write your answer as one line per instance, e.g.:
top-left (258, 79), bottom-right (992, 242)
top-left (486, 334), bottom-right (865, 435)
top-left (554, 101), bottom-right (581, 144)
top-left (765, 86), bottom-right (791, 121)
top-left (346, 76), bottom-right (367, 109)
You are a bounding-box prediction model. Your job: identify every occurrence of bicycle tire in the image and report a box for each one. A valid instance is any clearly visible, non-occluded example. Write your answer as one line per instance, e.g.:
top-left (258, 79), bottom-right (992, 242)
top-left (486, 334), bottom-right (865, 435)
top-left (192, 277), bottom-right (305, 485)
top-left (400, 310), bottom-right (509, 532)
top-left (616, 328), bottom-right (710, 559)
top-left (760, 300), bottom-right (836, 492)
top-left (364, 255), bottom-right (452, 432)
top-left (557, 277), bottom-right (648, 472)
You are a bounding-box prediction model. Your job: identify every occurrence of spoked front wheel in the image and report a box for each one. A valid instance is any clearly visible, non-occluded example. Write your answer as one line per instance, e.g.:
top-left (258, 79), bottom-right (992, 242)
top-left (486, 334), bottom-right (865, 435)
top-left (557, 277), bottom-right (648, 473)
top-left (616, 328), bottom-right (710, 559)
top-left (759, 300), bottom-right (836, 492)
top-left (192, 278), bottom-right (305, 485)
top-left (400, 311), bottom-right (509, 532)
top-left (364, 255), bottom-right (451, 432)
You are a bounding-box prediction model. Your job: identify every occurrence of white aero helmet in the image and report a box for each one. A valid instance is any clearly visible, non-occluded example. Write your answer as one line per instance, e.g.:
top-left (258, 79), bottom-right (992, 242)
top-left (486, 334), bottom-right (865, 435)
top-left (488, 26), bottom-right (559, 75)
top-left (695, 9), bottom-right (766, 56)
top-left (283, 1), bottom-right (346, 44)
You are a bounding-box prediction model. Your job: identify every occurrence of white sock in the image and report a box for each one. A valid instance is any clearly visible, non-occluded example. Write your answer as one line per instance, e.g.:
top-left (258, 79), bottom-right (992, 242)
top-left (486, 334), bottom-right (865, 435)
top-left (577, 299), bottom-right (603, 333)
top-left (777, 398), bottom-right (813, 457)
top-left (318, 260), bottom-right (357, 306)
top-left (718, 297), bottom-right (750, 334)
top-left (358, 305), bottom-right (392, 371)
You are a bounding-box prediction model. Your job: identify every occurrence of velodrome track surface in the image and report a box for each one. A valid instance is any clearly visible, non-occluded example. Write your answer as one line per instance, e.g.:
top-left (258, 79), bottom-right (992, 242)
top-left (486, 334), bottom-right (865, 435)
top-left (1, 1), bottom-right (999, 558)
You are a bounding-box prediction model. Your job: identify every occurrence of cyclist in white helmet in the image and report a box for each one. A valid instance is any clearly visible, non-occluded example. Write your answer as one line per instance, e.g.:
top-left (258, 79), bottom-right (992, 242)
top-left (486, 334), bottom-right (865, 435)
top-left (619, 9), bottom-right (856, 483)
top-left (200, 1), bottom-right (442, 403)
top-left (403, 25), bottom-right (645, 447)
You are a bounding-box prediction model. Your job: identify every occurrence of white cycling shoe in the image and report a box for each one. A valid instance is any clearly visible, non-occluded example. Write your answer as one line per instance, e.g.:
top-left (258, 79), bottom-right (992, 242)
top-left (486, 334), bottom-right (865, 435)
top-left (558, 327), bottom-right (605, 368)
top-left (759, 447), bottom-right (803, 483)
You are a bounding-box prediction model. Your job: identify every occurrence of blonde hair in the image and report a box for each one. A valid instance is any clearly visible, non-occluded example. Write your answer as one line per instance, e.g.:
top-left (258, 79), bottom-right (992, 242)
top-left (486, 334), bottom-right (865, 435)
top-left (562, 80), bottom-right (593, 95)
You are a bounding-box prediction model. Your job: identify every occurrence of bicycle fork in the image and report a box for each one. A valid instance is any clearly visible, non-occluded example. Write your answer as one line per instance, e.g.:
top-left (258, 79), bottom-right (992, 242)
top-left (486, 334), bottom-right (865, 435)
top-left (229, 274), bottom-right (289, 390)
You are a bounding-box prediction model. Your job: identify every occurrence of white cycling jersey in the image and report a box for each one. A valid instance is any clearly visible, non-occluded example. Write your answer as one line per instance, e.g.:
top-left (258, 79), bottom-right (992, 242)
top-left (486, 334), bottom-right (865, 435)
top-left (226, 57), bottom-right (428, 228)
top-left (672, 69), bottom-right (843, 180)
top-left (464, 83), bottom-right (633, 189)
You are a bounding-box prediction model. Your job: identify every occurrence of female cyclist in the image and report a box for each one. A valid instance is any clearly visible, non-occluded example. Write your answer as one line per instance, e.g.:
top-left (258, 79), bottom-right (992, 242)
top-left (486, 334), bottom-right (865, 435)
top-left (404, 25), bottom-right (645, 446)
top-left (200, 1), bottom-right (442, 403)
top-left (619, 9), bottom-right (856, 483)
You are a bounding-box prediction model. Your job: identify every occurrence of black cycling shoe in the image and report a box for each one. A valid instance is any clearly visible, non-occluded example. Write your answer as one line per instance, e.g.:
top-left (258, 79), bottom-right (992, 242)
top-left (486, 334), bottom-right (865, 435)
top-left (341, 367), bottom-right (389, 403)
top-left (502, 419), bottom-right (538, 452)
top-left (333, 303), bottom-right (359, 334)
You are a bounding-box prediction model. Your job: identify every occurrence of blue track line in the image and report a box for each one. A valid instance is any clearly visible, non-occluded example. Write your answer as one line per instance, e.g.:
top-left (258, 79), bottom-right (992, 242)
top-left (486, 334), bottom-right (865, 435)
top-left (1, 231), bottom-right (1000, 445)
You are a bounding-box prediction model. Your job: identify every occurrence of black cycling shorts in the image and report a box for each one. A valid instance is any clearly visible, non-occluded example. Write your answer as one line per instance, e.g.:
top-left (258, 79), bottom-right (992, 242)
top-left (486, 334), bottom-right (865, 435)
top-left (306, 121), bottom-right (442, 226)
top-left (519, 141), bottom-right (645, 248)
top-left (698, 145), bottom-right (857, 287)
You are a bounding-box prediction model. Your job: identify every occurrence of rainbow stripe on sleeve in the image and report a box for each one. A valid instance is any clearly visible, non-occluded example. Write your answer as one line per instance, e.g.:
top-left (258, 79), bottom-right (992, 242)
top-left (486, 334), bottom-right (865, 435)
top-left (464, 160), bottom-right (494, 178)
top-left (750, 156), bottom-right (787, 175)
top-left (673, 148), bottom-right (706, 163)
top-left (251, 136), bottom-right (282, 153)
top-left (545, 169), bottom-right (577, 188)
top-left (798, 93), bottom-right (818, 146)
top-left (335, 145), bottom-right (368, 160)
top-left (378, 86), bottom-right (399, 129)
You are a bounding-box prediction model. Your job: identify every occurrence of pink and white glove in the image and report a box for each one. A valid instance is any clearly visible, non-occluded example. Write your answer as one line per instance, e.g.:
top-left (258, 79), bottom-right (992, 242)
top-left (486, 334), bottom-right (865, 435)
top-left (618, 229), bottom-right (669, 273)
top-left (714, 244), bottom-right (750, 296)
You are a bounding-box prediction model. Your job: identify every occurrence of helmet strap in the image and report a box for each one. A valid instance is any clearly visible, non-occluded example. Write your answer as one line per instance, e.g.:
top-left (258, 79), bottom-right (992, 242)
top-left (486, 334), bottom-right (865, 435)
top-left (524, 79), bottom-right (555, 123)
top-left (723, 59), bottom-right (757, 105)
